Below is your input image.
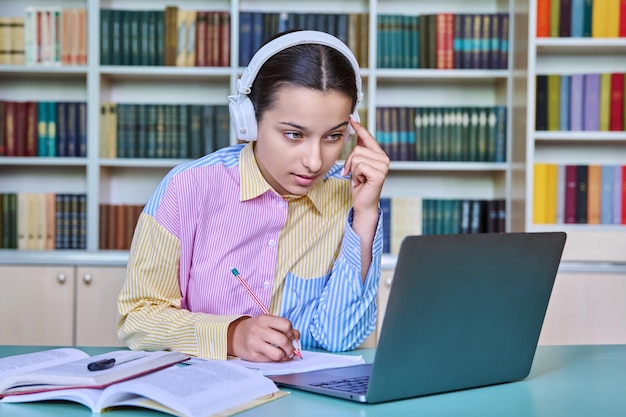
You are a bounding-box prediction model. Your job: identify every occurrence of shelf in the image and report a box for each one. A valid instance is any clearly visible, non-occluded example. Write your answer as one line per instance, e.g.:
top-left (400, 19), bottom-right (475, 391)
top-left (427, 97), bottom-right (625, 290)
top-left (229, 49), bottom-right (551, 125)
top-left (0, 65), bottom-right (89, 75)
top-left (374, 69), bottom-right (510, 81)
top-left (389, 161), bottom-right (508, 171)
top-left (99, 158), bottom-right (188, 168)
top-left (99, 66), bottom-right (232, 80)
top-left (535, 38), bottom-right (626, 55)
top-left (534, 132), bottom-right (626, 142)
top-left (0, 157), bottom-right (88, 167)
top-left (528, 224), bottom-right (626, 232)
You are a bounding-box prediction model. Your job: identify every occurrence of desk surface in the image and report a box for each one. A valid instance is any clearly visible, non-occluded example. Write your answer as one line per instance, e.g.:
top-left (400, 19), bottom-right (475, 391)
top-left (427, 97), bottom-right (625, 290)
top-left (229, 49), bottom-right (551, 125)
top-left (1, 345), bottom-right (625, 417)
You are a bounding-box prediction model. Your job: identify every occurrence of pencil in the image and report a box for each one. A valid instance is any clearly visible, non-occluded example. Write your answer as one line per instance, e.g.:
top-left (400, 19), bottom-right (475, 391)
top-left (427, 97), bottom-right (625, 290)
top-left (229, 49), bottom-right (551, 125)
top-left (230, 267), bottom-right (303, 360)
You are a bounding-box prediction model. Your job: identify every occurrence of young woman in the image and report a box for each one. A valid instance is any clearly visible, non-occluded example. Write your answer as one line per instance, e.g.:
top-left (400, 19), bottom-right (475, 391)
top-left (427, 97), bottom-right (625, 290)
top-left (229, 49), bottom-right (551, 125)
top-left (117, 30), bottom-right (390, 362)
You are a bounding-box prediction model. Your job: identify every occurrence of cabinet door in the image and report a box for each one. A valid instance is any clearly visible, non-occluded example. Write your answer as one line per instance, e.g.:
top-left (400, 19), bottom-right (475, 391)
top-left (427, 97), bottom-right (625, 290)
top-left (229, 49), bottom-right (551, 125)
top-left (539, 272), bottom-right (626, 345)
top-left (75, 266), bottom-right (127, 347)
top-left (358, 269), bottom-right (395, 348)
top-left (0, 266), bottom-right (74, 345)
top-left (376, 269), bottom-right (394, 343)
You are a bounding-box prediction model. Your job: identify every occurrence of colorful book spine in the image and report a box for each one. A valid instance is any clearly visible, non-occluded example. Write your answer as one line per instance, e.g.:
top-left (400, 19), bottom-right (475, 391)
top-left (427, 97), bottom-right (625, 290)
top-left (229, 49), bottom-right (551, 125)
top-left (559, 74), bottom-right (571, 130)
top-left (601, 165), bottom-right (615, 224)
top-left (537, 0), bottom-right (551, 37)
top-left (564, 165), bottom-right (578, 223)
top-left (571, 0), bottom-right (585, 37)
top-left (569, 73), bottom-right (584, 130)
top-left (583, 73), bottom-right (600, 130)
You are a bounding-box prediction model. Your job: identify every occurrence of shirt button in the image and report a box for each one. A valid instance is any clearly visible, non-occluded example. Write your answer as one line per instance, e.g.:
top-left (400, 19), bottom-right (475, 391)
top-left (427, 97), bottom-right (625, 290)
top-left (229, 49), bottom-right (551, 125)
top-left (268, 239), bottom-right (276, 247)
top-left (278, 200), bottom-right (285, 208)
top-left (263, 281), bottom-right (270, 289)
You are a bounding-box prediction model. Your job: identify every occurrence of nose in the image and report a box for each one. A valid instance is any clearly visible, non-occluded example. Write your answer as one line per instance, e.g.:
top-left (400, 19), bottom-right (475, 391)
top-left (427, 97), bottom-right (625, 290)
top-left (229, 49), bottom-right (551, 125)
top-left (302, 141), bottom-right (323, 173)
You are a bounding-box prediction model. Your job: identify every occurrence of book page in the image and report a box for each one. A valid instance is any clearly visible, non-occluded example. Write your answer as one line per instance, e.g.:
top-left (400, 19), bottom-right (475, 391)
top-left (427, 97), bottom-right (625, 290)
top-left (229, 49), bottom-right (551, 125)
top-left (1, 350), bottom-right (187, 396)
top-left (225, 350), bottom-right (365, 376)
top-left (0, 387), bottom-right (101, 412)
top-left (99, 360), bottom-right (282, 417)
top-left (0, 348), bottom-right (88, 383)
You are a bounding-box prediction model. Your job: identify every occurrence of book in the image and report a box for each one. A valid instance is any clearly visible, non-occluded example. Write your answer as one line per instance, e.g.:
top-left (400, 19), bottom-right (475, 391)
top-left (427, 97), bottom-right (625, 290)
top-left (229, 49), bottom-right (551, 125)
top-left (576, 164), bottom-right (588, 223)
top-left (546, 163), bottom-right (558, 224)
top-left (390, 197), bottom-right (422, 254)
top-left (610, 73), bottom-right (624, 131)
top-left (533, 163), bottom-right (549, 224)
top-left (559, 74), bottom-right (570, 130)
top-left (606, 0), bottom-right (620, 37)
top-left (586, 164), bottom-right (601, 224)
top-left (536, 75), bottom-right (548, 130)
top-left (599, 72), bottom-right (611, 131)
top-left (564, 165), bottom-right (578, 223)
top-left (591, 0), bottom-right (609, 37)
top-left (601, 165), bottom-right (615, 224)
top-left (556, 164), bottom-right (566, 223)
top-left (571, 0), bottom-right (585, 37)
top-left (569, 73), bottom-right (584, 130)
top-left (0, 348), bottom-right (188, 397)
top-left (583, 73), bottom-right (600, 131)
top-left (559, 0), bottom-right (572, 36)
top-left (536, 0), bottom-right (550, 37)
top-left (583, 0), bottom-right (593, 36)
top-left (550, 0), bottom-right (561, 36)
top-left (1, 350), bottom-right (286, 417)
top-left (547, 74), bottom-right (560, 131)
top-left (614, 165), bottom-right (623, 224)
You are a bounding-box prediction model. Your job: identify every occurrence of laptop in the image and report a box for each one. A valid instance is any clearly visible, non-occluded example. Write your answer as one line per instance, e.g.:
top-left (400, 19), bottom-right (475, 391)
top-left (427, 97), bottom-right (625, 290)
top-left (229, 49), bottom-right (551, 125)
top-left (270, 232), bottom-right (567, 403)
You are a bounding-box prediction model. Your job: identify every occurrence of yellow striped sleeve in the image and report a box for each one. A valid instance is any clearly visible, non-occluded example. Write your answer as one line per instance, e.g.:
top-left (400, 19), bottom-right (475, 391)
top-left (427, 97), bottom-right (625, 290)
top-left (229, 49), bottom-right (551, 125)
top-left (117, 213), bottom-right (243, 359)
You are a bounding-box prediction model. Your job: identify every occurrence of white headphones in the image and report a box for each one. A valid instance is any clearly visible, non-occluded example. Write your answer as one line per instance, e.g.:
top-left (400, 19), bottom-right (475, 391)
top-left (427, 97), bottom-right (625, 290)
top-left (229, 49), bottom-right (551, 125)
top-left (228, 30), bottom-right (363, 142)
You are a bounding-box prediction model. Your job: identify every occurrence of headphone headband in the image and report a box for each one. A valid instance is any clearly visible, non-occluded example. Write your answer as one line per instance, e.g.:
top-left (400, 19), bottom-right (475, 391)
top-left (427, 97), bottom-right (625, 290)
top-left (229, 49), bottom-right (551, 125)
top-left (228, 30), bottom-right (363, 141)
top-left (236, 30), bottom-right (363, 101)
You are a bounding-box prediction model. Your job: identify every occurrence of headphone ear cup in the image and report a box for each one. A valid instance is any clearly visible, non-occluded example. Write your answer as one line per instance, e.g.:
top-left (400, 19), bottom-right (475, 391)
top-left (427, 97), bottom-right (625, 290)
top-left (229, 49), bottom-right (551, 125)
top-left (228, 96), bottom-right (258, 141)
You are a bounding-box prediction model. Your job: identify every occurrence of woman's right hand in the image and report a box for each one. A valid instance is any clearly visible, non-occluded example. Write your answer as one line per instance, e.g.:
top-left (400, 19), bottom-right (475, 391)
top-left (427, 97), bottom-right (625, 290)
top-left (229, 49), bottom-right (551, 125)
top-left (227, 315), bottom-right (301, 362)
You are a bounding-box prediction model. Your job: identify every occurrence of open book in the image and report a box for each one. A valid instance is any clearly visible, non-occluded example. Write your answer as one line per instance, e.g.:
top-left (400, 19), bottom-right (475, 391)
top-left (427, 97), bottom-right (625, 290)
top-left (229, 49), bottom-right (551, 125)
top-left (1, 358), bottom-right (287, 417)
top-left (0, 348), bottom-right (187, 397)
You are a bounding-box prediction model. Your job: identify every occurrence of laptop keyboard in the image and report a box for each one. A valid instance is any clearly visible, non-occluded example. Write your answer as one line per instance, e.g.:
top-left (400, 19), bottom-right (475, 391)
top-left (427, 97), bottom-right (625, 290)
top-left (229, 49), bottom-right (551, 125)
top-left (311, 375), bottom-right (370, 395)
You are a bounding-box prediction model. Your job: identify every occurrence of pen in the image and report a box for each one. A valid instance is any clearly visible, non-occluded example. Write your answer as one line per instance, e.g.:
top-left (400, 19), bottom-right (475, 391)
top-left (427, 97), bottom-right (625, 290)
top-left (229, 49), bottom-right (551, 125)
top-left (87, 352), bottom-right (146, 371)
top-left (230, 267), bottom-right (303, 360)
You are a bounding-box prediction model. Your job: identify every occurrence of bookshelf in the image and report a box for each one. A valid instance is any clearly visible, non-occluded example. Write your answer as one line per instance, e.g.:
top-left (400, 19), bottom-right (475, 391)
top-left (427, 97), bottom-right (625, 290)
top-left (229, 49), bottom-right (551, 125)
top-left (0, 0), bottom-right (528, 264)
top-left (525, 0), bottom-right (626, 263)
top-left (522, 0), bottom-right (626, 344)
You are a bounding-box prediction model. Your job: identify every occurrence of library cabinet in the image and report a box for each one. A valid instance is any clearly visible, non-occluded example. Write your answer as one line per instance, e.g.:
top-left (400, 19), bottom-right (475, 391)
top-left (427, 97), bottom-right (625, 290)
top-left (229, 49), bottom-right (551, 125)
top-left (539, 268), bottom-right (626, 345)
top-left (0, 263), bottom-right (127, 347)
top-left (525, 0), bottom-right (626, 263)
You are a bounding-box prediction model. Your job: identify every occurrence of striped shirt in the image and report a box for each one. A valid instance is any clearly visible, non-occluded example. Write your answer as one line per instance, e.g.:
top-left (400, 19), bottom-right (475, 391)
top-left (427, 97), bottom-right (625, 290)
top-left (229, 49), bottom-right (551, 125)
top-left (117, 143), bottom-right (383, 359)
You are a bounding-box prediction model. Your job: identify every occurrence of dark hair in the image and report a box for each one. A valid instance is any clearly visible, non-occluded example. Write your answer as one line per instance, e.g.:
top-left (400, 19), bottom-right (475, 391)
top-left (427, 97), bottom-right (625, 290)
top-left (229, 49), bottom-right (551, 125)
top-left (248, 41), bottom-right (358, 123)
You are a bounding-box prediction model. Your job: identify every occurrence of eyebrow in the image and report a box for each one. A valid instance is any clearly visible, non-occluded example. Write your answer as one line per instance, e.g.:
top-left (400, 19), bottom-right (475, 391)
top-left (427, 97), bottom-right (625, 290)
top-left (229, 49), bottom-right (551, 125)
top-left (278, 120), bottom-right (349, 133)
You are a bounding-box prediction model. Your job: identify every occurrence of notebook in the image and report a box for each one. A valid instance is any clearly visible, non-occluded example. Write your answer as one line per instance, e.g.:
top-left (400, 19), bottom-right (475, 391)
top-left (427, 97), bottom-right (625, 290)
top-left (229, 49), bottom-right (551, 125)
top-left (270, 232), bottom-right (567, 403)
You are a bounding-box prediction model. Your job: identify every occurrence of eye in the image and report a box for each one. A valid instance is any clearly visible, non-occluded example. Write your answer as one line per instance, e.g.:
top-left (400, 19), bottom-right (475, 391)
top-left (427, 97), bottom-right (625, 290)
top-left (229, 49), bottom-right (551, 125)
top-left (326, 133), bottom-right (344, 142)
top-left (284, 131), bottom-right (303, 141)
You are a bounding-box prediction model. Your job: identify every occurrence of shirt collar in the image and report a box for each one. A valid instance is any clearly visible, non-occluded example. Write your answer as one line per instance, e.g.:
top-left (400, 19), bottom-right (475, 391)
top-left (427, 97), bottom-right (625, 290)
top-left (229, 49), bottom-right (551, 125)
top-left (239, 142), bottom-right (326, 213)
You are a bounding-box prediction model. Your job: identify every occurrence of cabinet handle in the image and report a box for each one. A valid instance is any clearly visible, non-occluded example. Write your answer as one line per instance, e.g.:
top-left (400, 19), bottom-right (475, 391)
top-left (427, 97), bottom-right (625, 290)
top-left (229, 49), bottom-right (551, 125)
top-left (57, 273), bottom-right (66, 284)
top-left (385, 277), bottom-right (393, 287)
top-left (83, 273), bottom-right (93, 285)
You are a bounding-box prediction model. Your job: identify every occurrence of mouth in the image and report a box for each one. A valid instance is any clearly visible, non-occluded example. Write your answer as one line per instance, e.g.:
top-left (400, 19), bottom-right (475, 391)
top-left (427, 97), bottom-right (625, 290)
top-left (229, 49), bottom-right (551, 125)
top-left (293, 173), bottom-right (318, 186)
